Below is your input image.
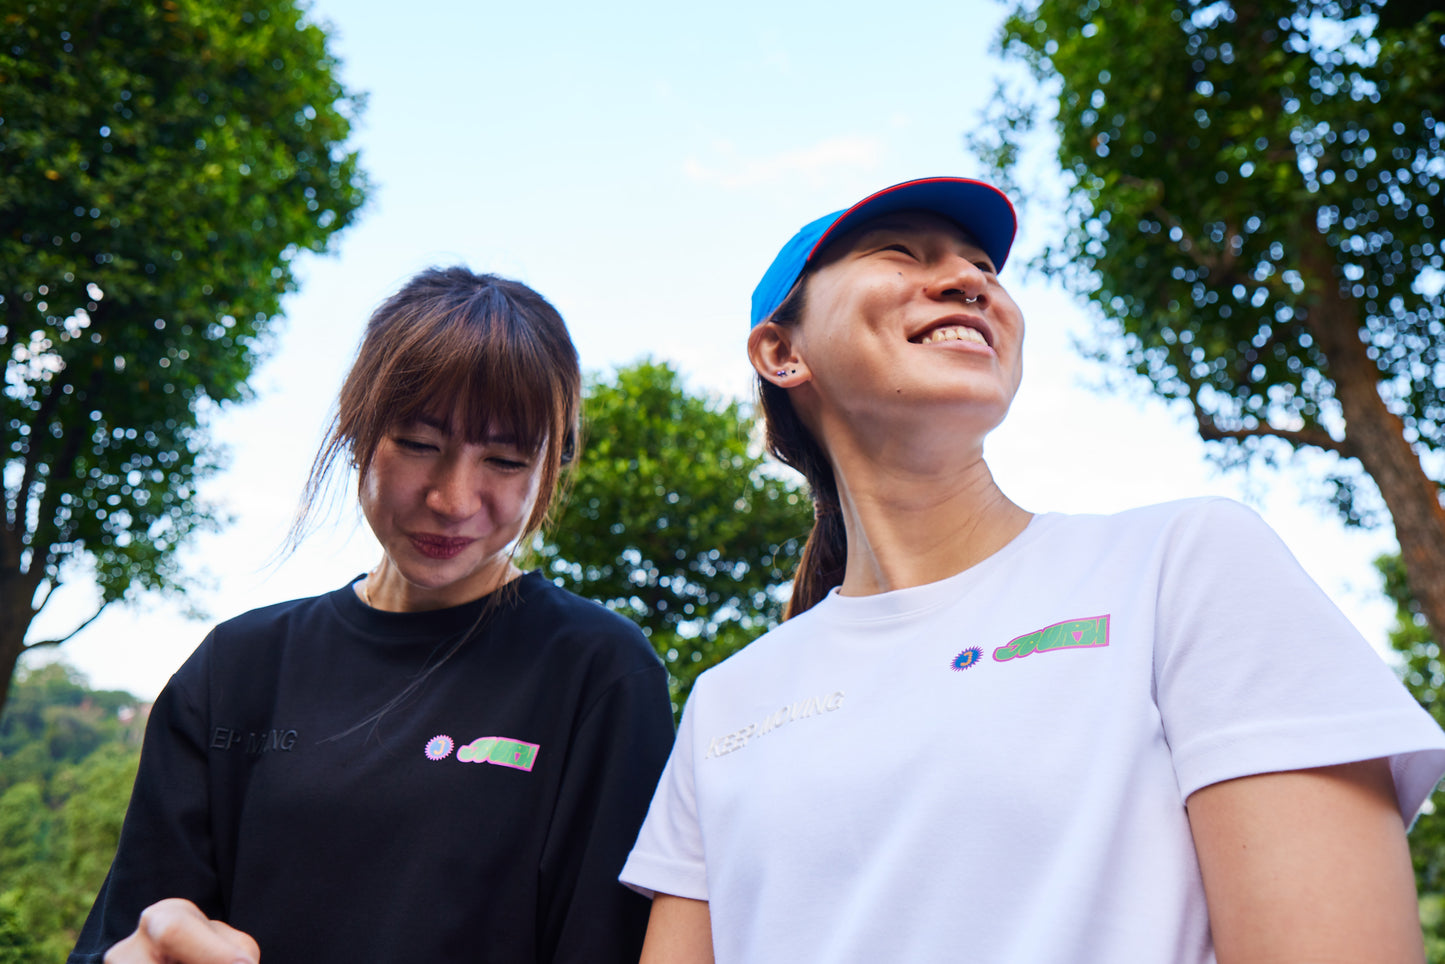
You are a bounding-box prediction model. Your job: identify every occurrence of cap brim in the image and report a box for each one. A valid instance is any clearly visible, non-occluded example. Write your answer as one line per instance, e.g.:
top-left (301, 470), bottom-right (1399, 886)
top-left (807, 177), bottom-right (1016, 274)
top-left (750, 177), bottom-right (1017, 328)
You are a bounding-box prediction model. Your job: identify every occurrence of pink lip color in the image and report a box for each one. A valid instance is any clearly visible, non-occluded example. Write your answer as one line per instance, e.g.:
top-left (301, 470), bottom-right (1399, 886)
top-left (409, 535), bottom-right (473, 560)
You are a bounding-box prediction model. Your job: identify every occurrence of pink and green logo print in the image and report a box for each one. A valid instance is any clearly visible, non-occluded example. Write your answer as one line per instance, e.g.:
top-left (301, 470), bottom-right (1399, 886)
top-left (421, 733), bottom-right (539, 771)
top-left (993, 615), bottom-right (1110, 662)
top-left (457, 736), bottom-right (540, 771)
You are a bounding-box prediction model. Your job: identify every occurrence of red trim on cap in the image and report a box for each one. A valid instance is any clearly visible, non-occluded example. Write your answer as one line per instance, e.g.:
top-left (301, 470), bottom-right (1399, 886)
top-left (804, 177), bottom-right (1013, 263)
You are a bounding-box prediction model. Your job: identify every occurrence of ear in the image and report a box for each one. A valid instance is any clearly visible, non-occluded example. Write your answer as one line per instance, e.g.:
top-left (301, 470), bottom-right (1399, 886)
top-left (748, 322), bottom-right (810, 388)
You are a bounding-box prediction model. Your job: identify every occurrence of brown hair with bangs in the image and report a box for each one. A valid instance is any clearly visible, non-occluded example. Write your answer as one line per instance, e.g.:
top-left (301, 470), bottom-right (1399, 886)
top-left (292, 266), bottom-right (581, 738)
top-left (291, 265), bottom-right (580, 556)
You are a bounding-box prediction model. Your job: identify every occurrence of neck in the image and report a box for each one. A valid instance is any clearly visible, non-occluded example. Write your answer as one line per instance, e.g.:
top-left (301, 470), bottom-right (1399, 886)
top-left (828, 439), bottom-right (1031, 596)
top-left (360, 557), bottom-right (523, 612)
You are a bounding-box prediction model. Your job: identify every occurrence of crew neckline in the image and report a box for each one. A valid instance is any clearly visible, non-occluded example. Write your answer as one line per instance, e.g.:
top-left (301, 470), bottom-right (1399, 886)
top-left (811, 512), bottom-right (1058, 624)
top-left (330, 569), bottom-right (545, 640)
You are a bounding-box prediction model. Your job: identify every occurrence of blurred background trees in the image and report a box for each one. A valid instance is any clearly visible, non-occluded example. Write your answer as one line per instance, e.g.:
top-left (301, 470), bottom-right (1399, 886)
top-left (975, 0), bottom-right (1445, 641)
top-left (1, 0), bottom-right (368, 716)
top-left (538, 360), bottom-right (812, 714)
top-left (0, 663), bottom-right (142, 962)
top-left (1381, 547), bottom-right (1445, 957)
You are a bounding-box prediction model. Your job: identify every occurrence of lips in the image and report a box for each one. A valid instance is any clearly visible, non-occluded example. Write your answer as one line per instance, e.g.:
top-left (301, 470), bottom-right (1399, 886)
top-left (916, 325), bottom-right (987, 346)
top-left (910, 315), bottom-right (992, 348)
top-left (409, 534), bottom-right (474, 560)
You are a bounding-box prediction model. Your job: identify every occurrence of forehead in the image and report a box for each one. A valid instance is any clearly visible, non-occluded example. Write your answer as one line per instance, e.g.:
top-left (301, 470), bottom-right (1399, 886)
top-left (405, 404), bottom-right (523, 447)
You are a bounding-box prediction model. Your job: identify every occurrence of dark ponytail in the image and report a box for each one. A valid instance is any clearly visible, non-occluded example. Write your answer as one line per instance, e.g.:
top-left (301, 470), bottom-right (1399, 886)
top-left (756, 282), bottom-right (848, 619)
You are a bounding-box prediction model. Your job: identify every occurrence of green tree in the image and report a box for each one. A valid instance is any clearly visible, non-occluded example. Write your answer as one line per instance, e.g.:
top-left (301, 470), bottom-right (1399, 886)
top-left (537, 360), bottom-right (813, 712)
top-left (978, 1), bottom-right (1445, 642)
top-left (0, 664), bottom-right (141, 958)
top-left (1, 0), bottom-right (368, 716)
top-left (1377, 551), bottom-right (1445, 957)
top-left (0, 662), bottom-right (140, 793)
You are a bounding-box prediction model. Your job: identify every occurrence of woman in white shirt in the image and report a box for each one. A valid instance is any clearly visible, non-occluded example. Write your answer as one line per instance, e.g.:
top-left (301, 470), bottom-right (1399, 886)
top-left (620, 177), bottom-right (1445, 963)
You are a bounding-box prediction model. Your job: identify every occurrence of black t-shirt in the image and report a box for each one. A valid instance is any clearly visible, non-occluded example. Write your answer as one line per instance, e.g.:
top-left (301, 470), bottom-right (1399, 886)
top-left (70, 572), bottom-right (675, 964)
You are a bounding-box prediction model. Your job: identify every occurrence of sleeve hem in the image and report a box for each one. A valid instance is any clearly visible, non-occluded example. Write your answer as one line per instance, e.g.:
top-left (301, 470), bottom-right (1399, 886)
top-left (619, 850), bottom-right (708, 902)
top-left (1173, 706), bottom-right (1445, 821)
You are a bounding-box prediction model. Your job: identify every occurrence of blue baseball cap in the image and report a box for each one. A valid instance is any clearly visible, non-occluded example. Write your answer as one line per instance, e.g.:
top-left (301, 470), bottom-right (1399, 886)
top-left (749, 177), bottom-right (1017, 328)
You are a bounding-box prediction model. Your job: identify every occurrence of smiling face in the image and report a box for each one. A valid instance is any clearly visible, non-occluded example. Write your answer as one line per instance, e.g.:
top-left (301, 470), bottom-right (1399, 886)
top-left (772, 209), bottom-right (1026, 450)
top-left (359, 409), bottom-right (544, 611)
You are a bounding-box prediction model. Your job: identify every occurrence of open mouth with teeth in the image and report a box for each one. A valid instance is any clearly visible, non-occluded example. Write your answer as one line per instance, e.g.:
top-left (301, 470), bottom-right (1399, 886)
top-left (914, 324), bottom-right (988, 347)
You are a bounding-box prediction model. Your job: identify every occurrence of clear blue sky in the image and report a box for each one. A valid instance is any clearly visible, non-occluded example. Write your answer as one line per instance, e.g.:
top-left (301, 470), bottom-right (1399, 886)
top-left (28, 0), bottom-right (1400, 699)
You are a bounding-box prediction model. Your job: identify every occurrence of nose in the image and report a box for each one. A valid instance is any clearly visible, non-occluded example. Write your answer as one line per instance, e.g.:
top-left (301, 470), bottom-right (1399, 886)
top-left (925, 252), bottom-right (988, 304)
top-left (425, 457), bottom-right (482, 520)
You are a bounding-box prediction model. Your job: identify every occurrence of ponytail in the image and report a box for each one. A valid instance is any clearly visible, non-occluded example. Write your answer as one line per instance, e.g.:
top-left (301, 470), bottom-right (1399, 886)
top-left (756, 281), bottom-right (847, 619)
top-left (788, 500), bottom-right (847, 619)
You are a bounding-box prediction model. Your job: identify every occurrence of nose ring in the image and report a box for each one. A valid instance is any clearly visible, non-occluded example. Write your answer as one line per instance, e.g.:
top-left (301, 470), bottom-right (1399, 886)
top-left (963, 295), bottom-right (979, 305)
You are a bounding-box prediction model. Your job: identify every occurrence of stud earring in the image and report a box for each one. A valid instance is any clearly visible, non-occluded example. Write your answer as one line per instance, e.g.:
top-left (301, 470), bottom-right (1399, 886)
top-left (775, 369), bottom-right (787, 377)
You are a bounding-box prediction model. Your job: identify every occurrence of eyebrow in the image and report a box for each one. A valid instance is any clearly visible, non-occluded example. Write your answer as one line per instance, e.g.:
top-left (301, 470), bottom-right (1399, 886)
top-left (410, 414), bottom-right (521, 446)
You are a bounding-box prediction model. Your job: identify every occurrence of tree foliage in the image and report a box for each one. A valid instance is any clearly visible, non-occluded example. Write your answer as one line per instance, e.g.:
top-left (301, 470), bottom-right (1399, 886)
top-left (537, 360), bottom-right (812, 712)
top-left (978, 0), bottom-right (1445, 644)
top-left (1, 0), bottom-right (368, 715)
top-left (1377, 551), bottom-right (1445, 958)
top-left (0, 663), bottom-right (143, 961)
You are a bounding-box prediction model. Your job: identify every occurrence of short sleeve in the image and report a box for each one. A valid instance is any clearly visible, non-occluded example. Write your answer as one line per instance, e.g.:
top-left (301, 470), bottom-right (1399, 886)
top-left (1153, 498), bottom-right (1445, 820)
top-left (538, 662), bottom-right (675, 964)
top-left (619, 688), bottom-right (709, 901)
top-left (68, 640), bottom-right (219, 963)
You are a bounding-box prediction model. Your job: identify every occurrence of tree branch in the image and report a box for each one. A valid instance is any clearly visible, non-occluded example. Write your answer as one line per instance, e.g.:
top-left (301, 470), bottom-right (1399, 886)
top-left (1115, 179), bottom-right (1265, 288)
top-left (9, 369), bottom-right (74, 535)
top-left (0, 289), bottom-right (15, 355)
top-left (23, 361), bottom-right (103, 585)
top-left (22, 599), bottom-right (111, 651)
top-left (30, 577), bottom-right (57, 617)
top-left (1193, 403), bottom-right (1348, 456)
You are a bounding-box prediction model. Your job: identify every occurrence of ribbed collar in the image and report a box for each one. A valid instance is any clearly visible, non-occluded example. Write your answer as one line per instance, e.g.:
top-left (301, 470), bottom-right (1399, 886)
top-left (325, 570), bottom-right (546, 642)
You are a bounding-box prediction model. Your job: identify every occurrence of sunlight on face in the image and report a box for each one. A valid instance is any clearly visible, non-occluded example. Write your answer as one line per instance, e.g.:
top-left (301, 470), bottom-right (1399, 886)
top-left (788, 210), bottom-right (1026, 448)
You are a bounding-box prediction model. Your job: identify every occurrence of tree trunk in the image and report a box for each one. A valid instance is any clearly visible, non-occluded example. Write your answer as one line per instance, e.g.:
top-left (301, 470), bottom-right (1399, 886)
top-left (0, 566), bottom-right (40, 718)
top-left (1303, 239), bottom-right (1445, 645)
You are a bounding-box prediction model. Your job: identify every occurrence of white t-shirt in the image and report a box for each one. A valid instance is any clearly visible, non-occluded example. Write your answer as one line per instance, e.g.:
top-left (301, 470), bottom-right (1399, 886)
top-left (621, 498), bottom-right (1445, 964)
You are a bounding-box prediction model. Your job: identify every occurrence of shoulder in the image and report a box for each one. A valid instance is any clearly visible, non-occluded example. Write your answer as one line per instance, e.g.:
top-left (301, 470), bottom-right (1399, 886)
top-left (1029, 497), bottom-right (1280, 559)
top-left (1112, 496), bottom-right (1287, 558)
top-left (197, 585), bottom-right (357, 668)
top-left (681, 607), bottom-right (817, 704)
top-left (178, 583), bottom-right (357, 676)
top-left (513, 573), bottom-right (661, 672)
top-left (212, 586), bottom-right (349, 637)
top-left (159, 584), bottom-right (355, 712)
top-left (1045, 496), bottom-right (1265, 534)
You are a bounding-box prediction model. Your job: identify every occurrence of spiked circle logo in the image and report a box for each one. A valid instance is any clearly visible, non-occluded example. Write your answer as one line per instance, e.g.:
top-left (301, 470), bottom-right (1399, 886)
top-left (951, 646), bottom-right (983, 671)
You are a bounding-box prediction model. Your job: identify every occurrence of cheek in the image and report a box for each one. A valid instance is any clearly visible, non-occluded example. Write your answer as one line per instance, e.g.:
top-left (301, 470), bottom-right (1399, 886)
top-left (495, 469), bottom-right (545, 525)
top-left (829, 276), bottom-right (901, 328)
top-left (358, 470), bottom-right (382, 522)
top-left (359, 456), bottom-right (421, 521)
